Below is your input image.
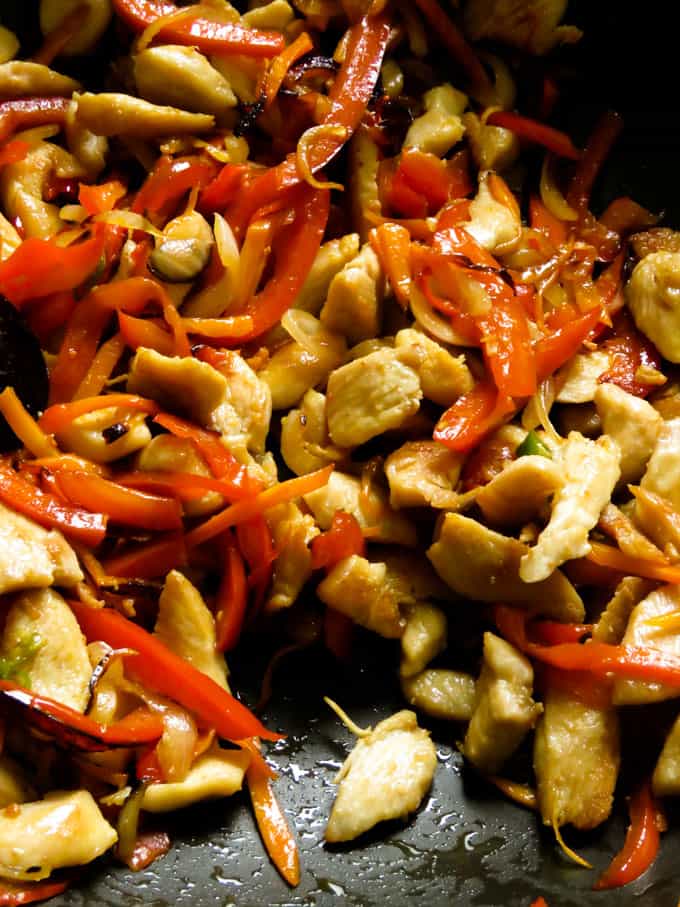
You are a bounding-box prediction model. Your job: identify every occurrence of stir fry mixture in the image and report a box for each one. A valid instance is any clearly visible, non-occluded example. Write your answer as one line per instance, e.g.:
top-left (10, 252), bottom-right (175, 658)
top-left (1, 0), bottom-right (680, 900)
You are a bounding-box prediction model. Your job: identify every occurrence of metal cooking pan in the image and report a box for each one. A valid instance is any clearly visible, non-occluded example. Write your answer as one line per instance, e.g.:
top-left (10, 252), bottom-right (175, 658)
top-left (2, 2), bottom-right (679, 904)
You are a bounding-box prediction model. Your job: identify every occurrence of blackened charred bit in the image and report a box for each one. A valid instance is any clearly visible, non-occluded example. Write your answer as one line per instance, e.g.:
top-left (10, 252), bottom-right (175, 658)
top-left (103, 422), bottom-right (128, 444)
top-left (235, 97), bottom-right (266, 137)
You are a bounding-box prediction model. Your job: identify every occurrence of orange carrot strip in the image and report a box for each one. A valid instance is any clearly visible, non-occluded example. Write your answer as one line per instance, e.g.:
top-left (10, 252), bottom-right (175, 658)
top-left (0, 387), bottom-right (59, 458)
top-left (40, 394), bottom-right (159, 434)
top-left (72, 332), bottom-right (126, 400)
top-left (262, 32), bottom-right (314, 109)
top-left (247, 758), bottom-right (300, 886)
top-left (586, 541), bottom-right (680, 584)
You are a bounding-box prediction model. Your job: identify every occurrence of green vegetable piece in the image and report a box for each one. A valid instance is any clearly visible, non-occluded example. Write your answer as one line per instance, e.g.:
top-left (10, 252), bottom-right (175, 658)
top-left (0, 632), bottom-right (42, 688)
top-left (517, 430), bottom-right (552, 459)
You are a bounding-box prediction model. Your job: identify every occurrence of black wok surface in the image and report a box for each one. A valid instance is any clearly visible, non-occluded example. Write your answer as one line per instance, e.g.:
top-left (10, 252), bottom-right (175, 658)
top-left (2, 2), bottom-right (680, 904)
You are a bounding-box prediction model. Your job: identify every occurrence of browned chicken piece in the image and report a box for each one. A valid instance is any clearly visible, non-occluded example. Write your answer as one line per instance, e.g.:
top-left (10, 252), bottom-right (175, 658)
top-left (325, 711), bottom-right (437, 842)
top-left (280, 390), bottom-right (346, 477)
top-left (594, 383), bottom-right (662, 485)
top-left (385, 440), bottom-right (464, 509)
top-left (428, 513), bottom-right (585, 621)
top-left (400, 602), bottom-right (448, 678)
top-left (555, 351), bottom-right (611, 403)
top-left (137, 434), bottom-right (223, 517)
top-left (320, 244), bottom-right (384, 344)
top-left (0, 60), bottom-right (80, 97)
top-left (134, 46), bottom-right (237, 116)
top-left (265, 502), bottom-right (319, 612)
top-left (633, 486), bottom-right (680, 559)
top-left (463, 112), bottom-right (519, 172)
top-left (464, 171), bottom-right (521, 254)
top-left (401, 669), bottom-right (477, 722)
top-left (476, 455), bottom-right (563, 527)
top-left (592, 576), bottom-right (656, 644)
top-left (462, 633), bottom-right (541, 774)
top-left (74, 92), bottom-right (214, 138)
top-left (534, 688), bottom-right (620, 830)
top-left (394, 329), bottom-right (474, 406)
top-left (404, 84), bottom-right (467, 157)
top-left (317, 555), bottom-right (406, 638)
top-left (56, 405), bottom-right (152, 464)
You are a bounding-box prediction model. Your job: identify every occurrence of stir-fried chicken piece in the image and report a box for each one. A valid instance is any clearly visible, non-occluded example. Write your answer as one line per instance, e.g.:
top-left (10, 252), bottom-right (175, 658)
top-left (463, 0), bottom-right (582, 54)
top-left (476, 455), bottom-right (563, 527)
top-left (401, 670), bottom-right (477, 722)
top-left (594, 383), bottom-right (662, 485)
top-left (385, 440), bottom-right (464, 509)
top-left (320, 244), bottom-right (384, 344)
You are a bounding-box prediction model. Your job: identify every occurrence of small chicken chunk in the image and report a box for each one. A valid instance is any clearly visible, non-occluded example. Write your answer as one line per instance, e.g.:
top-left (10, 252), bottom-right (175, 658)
top-left (465, 171), bottom-right (521, 254)
top-left (401, 669), bottom-right (476, 721)
top-left (75, 92), bottom-right (214, 138)
top-left (317, 556), bottom-right (405, 638)
top-left (594, 383), bottom-right (662, 485)
top-left (155, 571), bottom-right (229, 690)
top-left (614, 585), bottom-right (680, 706)
top-left (380, 549), bottom-right (451, 605)
top-left (142, 745), bottom-right (250, 813)
top-left (0, 589), bottom-right (91, 712)
top-left (463, 633), bottom-right (541, 774)
top-left (428, 513), bottom-right (584, 621)
top-left (463, 112), bottom-right (519, 172)
top-left (385, 440), bottom-right (464, 509)
top-left (0, 61), bottom-right (80, 97)
top-left (0, 755), bottom-right (35, 809)
top-left (555, 350), bottom-right (611, 403)
top-left (592, 576), bottom-right (656, 644)
top-left (0, 502), bottom-right (82, 595)
top-left (326, 348), bottom-right (422, 447)
top-left (653, 714), bottom-right (680, 797)
top-left (476, 455), bottom-right (563, 527)
top-left (209, 350), bottom-right (272, 454)
top-left (265, 502), bottom-right (319, 612)
top-left (137, 434), bottom-right (222, 517)
top-left (0, 212), bottom-right (21, 260)
top-left (520, 432), bottom-right (620, 582)
top-left (280, 390), bottom-right (345, 477)
top-left (400, 602), bottom-right (448, 678)
top-left (304, 471), bottom-right (417, 546)
top-left (325, 711), bottom-right (436, 842)
top-left (320, 244), bottom-right (384, 344)
top-left (259, 314), bottom-right (346, 410)
top-left (627, 251), bottom-right (680, 362)
top-left (56, 405), bottom-right (152, 464)
top-left (394, 329), bottom-right (473, 406)
top-left (0, 791), bottom-right (117, 881)
top-left (464, 0), bottom-right (582, 54)
top-left (134, 46), bottom-right (237, 116)
top-left (295, 234), bottom-right (360, 316)
top-left (640, 417), bottom-right (680, 511)
top-left (241, 0), bottom-right (294, 28)
top-left (404, 84), bottom-right (467, 158)
top-left (534, 688), bottom-right (619, 830)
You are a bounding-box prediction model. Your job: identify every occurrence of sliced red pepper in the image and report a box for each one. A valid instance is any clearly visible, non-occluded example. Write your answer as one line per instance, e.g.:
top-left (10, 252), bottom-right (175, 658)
top-left (112, 0), bottom-right (285, 57)
top-left (0, 96), bottom-right (70, 143)
top-left (24, 290), bottom-right (77, 347)
top-left (534, 305), bottom-right (604, 380)
top-left (0, 680), bottom-right (163, 752)
top-left (486, 111), bottom-right (581, 160)
top-left (236, 515), bottom-right (276, 611)
top-left (215, 531), bottom-right (248, 653)
top-left (198, 163), bottom-right (248, 215)
top-left (398, 149), bottom-right (472, 210)
top-left (478, 293), bottom-right (537, 398)
top-left (529, 195), bottom-right (569, 247)
top-left (531, 621), bottom-right (593, 646)
top-left (0, 233), bottom-right (105, 307)
top-left (103, 532), bottom-right (187, 579)
top-left (70, 601), bottom-right (279, 741)
top-left (78, 179), bottom-right (127, 216)
top-left (311, 511), bottom-right (365, 570)
top-left (594, 781), bottom-right (660, 890)
top-left (118, 312), bottom-right (176, 356)
top-left (52, 469), bottom-right (184, 531)
top-left (117, 470), bottom-right (250, 503)
top-left (40, 393), bottom-right (158, 434)
top-left (380, 157), bottom-right (429, 219)
top-left (132, 154), bottom-right (218, 217)
top-left (434, 379), bottom-right (515, 452)
top-left (529, 898), bottom-right (549, 907)
top-left (567, 111), bottom-right (624, 216)
top-left (600, 196), bottom-right (658, 237)
top-left (0, 877), bottom-right (72, 906)
top-left (0, 138), bottom-right (30, 168)
top-left (125, 831), bottom-right (172, 872)
top-left (247, 756), bottom-right (300, 887)
top-left (598, 310), bottom-right (662, 398)
top-left (0, 461), bottom-right (106, 546)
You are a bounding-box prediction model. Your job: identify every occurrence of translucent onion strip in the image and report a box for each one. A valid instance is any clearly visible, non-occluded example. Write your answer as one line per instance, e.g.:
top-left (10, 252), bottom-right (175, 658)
top-left (540, 154), bottom-right (578, 223)
top-left (296, 125), bottom-right (347, 191)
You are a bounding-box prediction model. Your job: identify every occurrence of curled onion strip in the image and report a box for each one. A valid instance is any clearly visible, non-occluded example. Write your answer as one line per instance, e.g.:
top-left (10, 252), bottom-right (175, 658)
top-left (540, 154), bottom-right (578, 223)
top-left (296, 125), bottom-right (347, 190)
top-left (95, 209), bottom-right (164, 237)
top-left (410, 284), bottom-right (476, 347)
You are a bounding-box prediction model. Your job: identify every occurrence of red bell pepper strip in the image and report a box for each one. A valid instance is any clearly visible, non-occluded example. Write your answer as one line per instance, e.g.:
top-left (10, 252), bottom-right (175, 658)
top-left (118, 312), bottom-right (176, 356)
top-left (78, 179), bottom-right (127, 216)
top-left (69, 600), bottom-right (280, 742)
top-left (598, 311), bottom-right (662, 398)
top-left (478, 293), bottom-right (537, 398)
top-left (486, 111), bottom-right (581, 160)
top-left (398, 149), bottom-right (473, 210)
top-left (236, 515), bottom-right (277, 611)
top-left (531, 622), bottom-right (593, 646)
top-left (247, 756), bottom-right (301, 887)
top-left (117, 470), bottom-right (252, 503)
top-left (102, 532), bottom-right (187, 579)
top-left (0, 877), bottom-right (72, 906)
top-left (370, 222), bottom-right (412, 308)
top-left (188, 185), bottom-right (329, 343)
top-left (132, 154), bottom-right (218, 217)
top-left (225, 13), bottom-right (390, 232)
top-left (40, 393), bottom-right (158, 434)
top-left (153, 413), bottom-right (260, 494)
top-left (534, 305), bottom-right (604, 380)
top-left (112, 0), bottom-right (284, 57)
top-left (434, 379), bottom-right (515, 452)
top-left (198, 163), bottom-right (248, 215)
top-left (529, 195), bottom-right (569, 246)
top-left (567, 111), bottom-right (624, 216)
top-left (0, 96), bottom-right (70, 143)
top-left (311, 511), bottom-right (365, 570)
top-left (215, 531), bottom-right (248, 653)
top-left (0, 138), bottom-right (30, 168)
top-left (379, 157), bottom-right (429, 219)
top-left (412, 0), bottom-right (491, 96)
top-left (0, 680), bottom-right (163, 751)
top-left (52, 469), bottom-right (184, 531)
top-left (0, 461), bottom-right (107, 546)
top-left (124, 831), bottom-right (172, 872)
top-left (185, 466), bottom-right (333, 550)
top-left (593, 781), bottom-right (660, 890)
top-left (0, 234), bottom-right (105, 307)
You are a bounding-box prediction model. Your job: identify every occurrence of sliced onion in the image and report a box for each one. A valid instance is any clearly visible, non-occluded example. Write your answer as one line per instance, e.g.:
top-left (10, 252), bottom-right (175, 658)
top-left (154, 700), bottom-right (197, 784)
top-left (116, 783), bottom-right (146, 865)
top-left (522, 377), bottom-right (560, 443)
top-left (95, 209), bottom-right (164, 237)
top-left (477, 52), bottom-right (517, 110)
top-left (296, 124), bottom-right (347, 191)
top-left (213, 212), bottom-right (240, 280)
top-left (540, 154), bottom-right (578, 223)
top-left (410, 284), bottom-right (475, 347)
top-left (280, 308), bottom-right (345, 358)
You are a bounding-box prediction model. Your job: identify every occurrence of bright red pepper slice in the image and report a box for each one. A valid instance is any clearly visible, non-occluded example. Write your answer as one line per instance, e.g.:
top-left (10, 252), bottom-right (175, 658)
top-left (118, 312), bottom-right (176, 356)
top-left (0, 461), bottom-right (107, 546)
top-left (0, 680), bottom-right (163, 751)
top-left (78, 179), bottom-right (127, 216)
top-left (534, 305), bottom-right (604, 380)
top-left (397, 148), bottom-right (472, 212)
top-left (478, 292), bottom-right (537, 398)
top-left (598, 311), bottom-right (662, 398)
top-left (0, 234), bottom-right (105, 307)
top-left (236, 515), bottom-right (276, 611)
top-left (246, 754), bottom-right (301, 886)
top-left (0, 877), bottom-right (72, 906)
top-left (370, 221), bottom-right (412, 308)
top-left (0, 96), bottom-right (71, 143)
top-left (531, 621), bottom-right (593, 646)
top-left (52, 469), bottom-right (184, 531)
top-left (434, 379), bottom-right (515, 452)
top-left (0, 138), bottom-right (30, 168)
top-left (103, 531), bottom-right (187, 579)
top-left (486, 111), bottom-right (581, 160)
top-left (69, 600), bottom-right (280, 742)
top-left (198, 163), bottom-right (248, 215)
top-left (215, 531), bottom-right (248, 653)
top-left (594, 781), bottom-right (660, 890)
top-left (311, 511), bottom-right (365, 570)
top-left (567, 110), bottom-right (624, 216)
top-left (132, 154), bottom-right (218, 217)
top-left (111, 0), bottom-right (285, 57)
top-left (529, 195), bottom-right (569, 247)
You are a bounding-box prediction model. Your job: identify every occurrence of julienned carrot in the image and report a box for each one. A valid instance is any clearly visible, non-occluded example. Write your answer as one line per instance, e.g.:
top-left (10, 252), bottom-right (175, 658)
top-left (185, 466), bottom-right (334, 549)
top-left (0, 387), bottom-right (59, 459)
top-left (247, 754), bottom-right (300, 886)
top-left (586, 542), bottom-right (680, 584)
top-left (72, 333), bottom-right (127, 400)
top-left (102, 533), bottom-right (187, 580)
top-left (261, 31), bottom-right (314, 109)
top-left (40, 394), bottom-right (159, 434)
